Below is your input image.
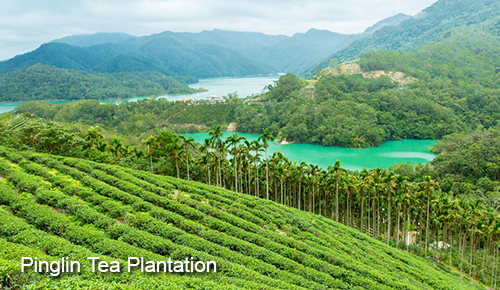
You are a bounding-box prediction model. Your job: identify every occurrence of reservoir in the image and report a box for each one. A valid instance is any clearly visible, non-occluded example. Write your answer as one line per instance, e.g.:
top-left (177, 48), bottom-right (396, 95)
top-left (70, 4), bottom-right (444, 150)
top-left (181, 132), bottom-right (437, 171)
top-left (1, 75), bottom-right (437, 169)
top-left (0, 75), bottom-right (280, 114)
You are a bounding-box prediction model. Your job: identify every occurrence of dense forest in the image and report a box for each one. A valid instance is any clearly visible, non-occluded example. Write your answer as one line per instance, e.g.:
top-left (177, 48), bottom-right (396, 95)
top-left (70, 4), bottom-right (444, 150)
top-left (0, 64), bottom-right (198, 102)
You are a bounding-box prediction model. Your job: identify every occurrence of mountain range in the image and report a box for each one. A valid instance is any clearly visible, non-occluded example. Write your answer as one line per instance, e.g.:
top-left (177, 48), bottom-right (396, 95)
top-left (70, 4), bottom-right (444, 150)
top-left (0, 14), bottom-right (409, 78)
top-left (1, 0), bottom-right (497, 80)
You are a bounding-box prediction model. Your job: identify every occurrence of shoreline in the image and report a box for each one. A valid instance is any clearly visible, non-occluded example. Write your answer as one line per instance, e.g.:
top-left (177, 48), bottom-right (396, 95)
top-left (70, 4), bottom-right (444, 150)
top-left (181, 130), bottom-right (438, 150)
top-left (0, 89), bottom-right (207, 105)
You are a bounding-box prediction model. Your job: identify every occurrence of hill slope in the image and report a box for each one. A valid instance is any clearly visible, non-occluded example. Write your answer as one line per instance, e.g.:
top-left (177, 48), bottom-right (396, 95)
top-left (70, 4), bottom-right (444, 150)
top-left (0, 64), bottom-right (197, 102)
top-left (307, 0), bottom-right (500, 75)
top-left (0, 146), bottom-right (482, 289)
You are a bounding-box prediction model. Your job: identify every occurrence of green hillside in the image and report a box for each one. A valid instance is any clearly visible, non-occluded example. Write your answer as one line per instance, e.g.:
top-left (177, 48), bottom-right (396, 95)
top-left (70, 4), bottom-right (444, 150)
top-left (0, 64), bottom-right (197, 102)
top-left (0, 41), bottom-right (269, 79)
top-left (305, 0), bottom-right (500, 76)
top-left (0, 146), bottom-right (483, 289)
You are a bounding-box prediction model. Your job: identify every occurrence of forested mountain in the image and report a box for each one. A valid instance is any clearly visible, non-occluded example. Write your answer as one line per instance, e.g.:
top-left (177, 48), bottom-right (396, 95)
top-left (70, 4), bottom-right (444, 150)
top-left (0, 15), bottom-right (408, 78)
top-left (305, 0), bottom-right (500, 76)
top-left (0, 40), bottom-right (268, 79)
top-left (0, 64), bottom-right (197, 102)
top-left (51, 32), bottom-right (137, 47)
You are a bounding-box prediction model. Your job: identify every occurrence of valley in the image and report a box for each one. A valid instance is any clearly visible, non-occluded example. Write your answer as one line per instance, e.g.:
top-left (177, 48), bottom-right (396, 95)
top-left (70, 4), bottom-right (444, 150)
top-left (0, 0), bottom-right (499, 289)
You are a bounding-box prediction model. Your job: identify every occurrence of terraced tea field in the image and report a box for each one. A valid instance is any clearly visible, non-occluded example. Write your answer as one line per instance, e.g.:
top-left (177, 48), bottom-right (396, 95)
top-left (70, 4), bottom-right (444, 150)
top-left (0, 146), bottom-right (482, 289)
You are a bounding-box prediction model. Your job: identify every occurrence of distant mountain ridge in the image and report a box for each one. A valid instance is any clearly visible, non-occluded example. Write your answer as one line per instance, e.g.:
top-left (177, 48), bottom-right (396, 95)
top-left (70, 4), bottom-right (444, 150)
top-left (361, 13), bottom-right (410, 35)
top-left (0, 14), bottom-right (409, 78)
top-left (51, 32), bottom-right (137, 47)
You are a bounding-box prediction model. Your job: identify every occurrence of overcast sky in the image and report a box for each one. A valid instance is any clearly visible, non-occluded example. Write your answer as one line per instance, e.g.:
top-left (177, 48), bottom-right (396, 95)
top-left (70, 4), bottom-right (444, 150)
top-left (0, 0), bottom-right (438, 61)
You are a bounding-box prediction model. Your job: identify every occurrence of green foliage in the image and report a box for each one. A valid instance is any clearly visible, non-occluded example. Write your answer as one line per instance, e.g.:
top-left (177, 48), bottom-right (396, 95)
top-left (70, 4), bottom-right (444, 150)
top-left (0, 64), bottom-right (197, 102)
top-left (425, 127), bottom-right (500, 207)
top-left (14, 97), bottom-right (240, 140)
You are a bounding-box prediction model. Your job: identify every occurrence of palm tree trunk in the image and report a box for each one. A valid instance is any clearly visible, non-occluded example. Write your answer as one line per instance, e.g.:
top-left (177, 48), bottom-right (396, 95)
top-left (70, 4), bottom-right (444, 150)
top-left (387, 190), bottom-right (392, 245)
top-left (367, 199), bottom-right (371, 235)
top-left (274, 179), bottom-right (278, 202)
top-left (265, 148), bottom-right (269, 200)
top-left (318, 187), bottom-right (323, 215)
top-left (240, 174), bottom-right (244, 193)
top-left (373, 198), bottom-right (376, 238)
top-left (280, 179), bottom-right (283, 205)
top-left (255, 166), bottom-right (259, 197)
top-left (186, 154), bottom-right (190, 181)
top-left (248, 168), bottom-right (251, 195)
top-left (175, 160), bottom-right (180, 179)
top-left (234, 156), bottom-right (238, 192)
top-left (313, 183), bottom-right (316, 213)
top-left (335, 177), bottom-right (339, 222)
top-left (216, 151), bottom-right (220, 187)
top-left (396, 207), bottom-right (400, 249)
top-left (377, 196), bottom-right (381, 239)
top-left (298, 182), bottom-right (301, 210)
top-left (360, 198), bottom-right (364, 232)
top-left (347, 191), bottom-right (351, 227)
top-left (406, 206), bottom-right (410, 252)
top-left (218, 153), bottom-right (222, 187)
top-left (425, 193), bottom-right (431, 257)
top-left (208, 165), bottom-right (211, 185)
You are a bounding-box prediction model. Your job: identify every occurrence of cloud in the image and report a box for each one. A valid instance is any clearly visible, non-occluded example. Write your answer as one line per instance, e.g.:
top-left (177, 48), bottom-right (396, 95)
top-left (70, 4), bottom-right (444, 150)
top-left (0, 0), bottom-right (438, 60)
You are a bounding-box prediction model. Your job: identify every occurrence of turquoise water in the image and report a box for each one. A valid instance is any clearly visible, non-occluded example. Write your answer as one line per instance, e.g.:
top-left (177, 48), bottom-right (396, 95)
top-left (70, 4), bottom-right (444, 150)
top-left (181, 132), bottom-right (437, 171)
top-left (1, 75), bottom-right (438, 170)
top-left (0, 100), bottom-right (73, 114)
top-left (127, 75), bottom-right (280, 102)
top-left (0, 75), bottom-right (281, 113)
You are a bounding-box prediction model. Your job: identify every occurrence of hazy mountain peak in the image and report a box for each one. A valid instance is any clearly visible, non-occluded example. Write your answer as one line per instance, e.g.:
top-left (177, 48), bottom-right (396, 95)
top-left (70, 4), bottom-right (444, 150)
top-left (362, 13), bottom-right (410, 35)
top-left (303, 28), bottom-right (343, 36)
top-left (51, 32), bottom-right (137, 47)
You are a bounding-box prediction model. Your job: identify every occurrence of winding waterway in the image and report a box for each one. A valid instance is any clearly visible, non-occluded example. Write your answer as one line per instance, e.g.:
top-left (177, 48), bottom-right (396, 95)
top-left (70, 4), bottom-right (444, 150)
top-left (0, 75), bottom-right (437, 169)
top-left (0, 75), bottom-right (281, 114)
top-left (181, 132), bottom-right (437, 171)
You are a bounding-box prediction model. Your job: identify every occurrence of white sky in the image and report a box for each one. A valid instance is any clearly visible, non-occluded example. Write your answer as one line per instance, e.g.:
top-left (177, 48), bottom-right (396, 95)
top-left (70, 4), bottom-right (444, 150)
top-left (0, 0), bottom-right (438, 61)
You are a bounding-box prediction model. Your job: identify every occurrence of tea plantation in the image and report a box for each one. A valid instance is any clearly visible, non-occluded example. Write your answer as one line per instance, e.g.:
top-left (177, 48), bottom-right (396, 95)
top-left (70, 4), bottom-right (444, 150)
top-left (0, 146), bottom-right (482, 289)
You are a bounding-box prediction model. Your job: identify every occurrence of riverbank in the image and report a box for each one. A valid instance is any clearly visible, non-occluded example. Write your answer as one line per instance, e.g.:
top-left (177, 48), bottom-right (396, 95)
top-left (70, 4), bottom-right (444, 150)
top-left (276, 138), bottom-right (300, 145)
top-left (0, 89), bottom-right (207, 105)
top-left (181, 131), bottom-right (438, 171)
